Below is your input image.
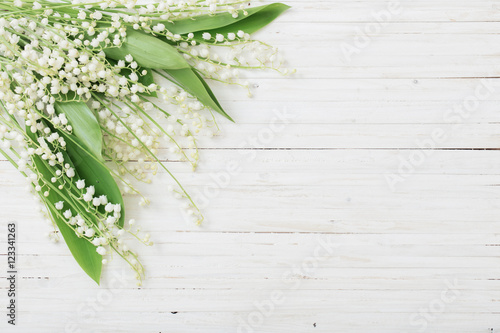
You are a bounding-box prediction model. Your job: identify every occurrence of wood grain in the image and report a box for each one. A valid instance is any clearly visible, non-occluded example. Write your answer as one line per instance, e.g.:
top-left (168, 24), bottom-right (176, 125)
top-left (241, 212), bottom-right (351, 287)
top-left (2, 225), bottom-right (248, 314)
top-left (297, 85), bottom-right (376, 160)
top-left (1, 1), bottom-right (500, 332)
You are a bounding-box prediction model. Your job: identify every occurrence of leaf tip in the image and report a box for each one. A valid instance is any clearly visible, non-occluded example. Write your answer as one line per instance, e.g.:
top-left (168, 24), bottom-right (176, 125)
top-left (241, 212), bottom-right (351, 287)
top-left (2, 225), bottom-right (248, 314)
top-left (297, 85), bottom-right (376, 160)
top-left (272, 3), bottom-right (292, 12)
top-left (90, 267), bottom-right (102, 285)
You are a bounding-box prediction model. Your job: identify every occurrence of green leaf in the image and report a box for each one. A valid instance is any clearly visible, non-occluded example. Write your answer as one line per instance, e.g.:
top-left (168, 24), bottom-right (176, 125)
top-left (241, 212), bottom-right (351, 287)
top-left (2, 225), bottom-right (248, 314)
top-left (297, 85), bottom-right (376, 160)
top-left (104, 29), bottom-right (190, 70)
top-left (61, 131), bottom-right (125, 228)
top-left (163, 67), bottom-right (233, 122)
top-left (27, 130), bottom-right (102, 284)
top-left (54, 101), bottom-right (103, 160)
top-left (27, 117), bottom-right (126, 283)
top-left (192, 69), bottom-right (225, 115)
top-left (193, 3), bottom-right (290, 40)
top-left (154, 3), bottom-right (290, 35)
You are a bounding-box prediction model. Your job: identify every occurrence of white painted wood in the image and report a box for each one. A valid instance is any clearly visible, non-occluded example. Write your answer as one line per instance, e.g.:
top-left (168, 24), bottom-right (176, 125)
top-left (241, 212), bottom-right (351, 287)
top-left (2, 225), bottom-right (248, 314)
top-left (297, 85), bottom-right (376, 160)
top-left (1, 1), bottom-right (500, 332)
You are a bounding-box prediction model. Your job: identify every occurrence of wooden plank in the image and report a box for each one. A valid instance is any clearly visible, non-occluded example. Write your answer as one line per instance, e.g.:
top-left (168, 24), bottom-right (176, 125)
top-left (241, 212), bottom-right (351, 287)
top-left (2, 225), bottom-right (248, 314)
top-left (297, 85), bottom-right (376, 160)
top-left (1, 0), bottom-right (500, 332)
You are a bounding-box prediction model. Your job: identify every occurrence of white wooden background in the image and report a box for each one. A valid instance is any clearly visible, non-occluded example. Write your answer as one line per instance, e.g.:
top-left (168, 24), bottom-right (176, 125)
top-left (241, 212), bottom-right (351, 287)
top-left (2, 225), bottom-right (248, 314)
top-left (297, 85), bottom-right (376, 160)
top-left (2, 1), bottom-right (500, 332)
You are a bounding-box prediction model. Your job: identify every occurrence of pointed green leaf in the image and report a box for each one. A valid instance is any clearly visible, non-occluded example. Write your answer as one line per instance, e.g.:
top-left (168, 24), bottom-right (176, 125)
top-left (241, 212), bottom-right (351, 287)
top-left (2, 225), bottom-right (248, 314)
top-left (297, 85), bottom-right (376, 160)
top-left (27, 118), bottom-right (126, 283)
top-left (153, 3), bottom-right (290, 35)
top-left (104, 29), bottom-right (190, 70)
top-left (54, 101), bottom-right (103, 160)
top-left (192, 69), bottom-right (225, 114)
top-left (164, 67), bottom-right (233, 121)
top-left (192, 3), bottom-right (290, 40)
top-left (61, 131), bottom-right (125, 228)
top-left (28, 130), bottom-right (102, 284)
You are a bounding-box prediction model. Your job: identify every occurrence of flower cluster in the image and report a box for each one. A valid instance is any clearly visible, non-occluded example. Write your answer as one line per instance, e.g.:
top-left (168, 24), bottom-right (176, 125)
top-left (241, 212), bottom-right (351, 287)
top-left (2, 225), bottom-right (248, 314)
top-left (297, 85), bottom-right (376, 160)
top-left (0, 0), bottom-right (290, 283)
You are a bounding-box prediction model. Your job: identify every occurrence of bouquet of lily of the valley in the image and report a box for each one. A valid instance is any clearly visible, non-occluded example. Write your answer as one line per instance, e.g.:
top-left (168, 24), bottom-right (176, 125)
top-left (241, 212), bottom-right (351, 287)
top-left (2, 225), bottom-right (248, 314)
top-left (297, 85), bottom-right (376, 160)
top-left (0, 0), bottom-right (290, 284)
